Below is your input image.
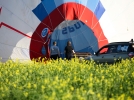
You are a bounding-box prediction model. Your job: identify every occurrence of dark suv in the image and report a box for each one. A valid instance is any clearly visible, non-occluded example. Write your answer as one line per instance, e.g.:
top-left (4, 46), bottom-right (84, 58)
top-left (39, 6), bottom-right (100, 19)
top-left (84, 40), bottom-right (134, 64)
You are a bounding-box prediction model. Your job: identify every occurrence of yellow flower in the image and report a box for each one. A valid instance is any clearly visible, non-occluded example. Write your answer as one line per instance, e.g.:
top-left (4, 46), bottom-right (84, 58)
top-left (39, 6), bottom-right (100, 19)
top-left (33, 84), bottom-right (37, 89)
top-left (130, 90), bottom-right (134, 94)
top-left (13, 84), bottom-right (17, 88)
top-left (127, 96), bottom-right (133, 100)
top-left (41, 85), bottom-right (45, 90)
top-left (132, 72), bottom-right (134, 77)
top-left (109, 98), bottom-right (115, 100)
top-left (59, 90), bottom-right (63, 93)
top-left (27, 83), bottom-right (31, 89)
top-left (0, 72), bottom-right (1, 77)
top-left (74, 76), bottom-right (77, 81)
top-left (90, 73), bottom-right (93, 77)
top-left (64, 92), bottom-right (72, 99)
top-left (9, 73), bottom-right (13, 77)
top-left (102, 76), bottom-right (105, 80)
top-left (101, 70), bottom-right (104, 73)
top-left (52, 91), bottom-right (56, 97)
top-left (67, 78), bottom-right (70, 82)
top-left (70, 86), bottom-right (74, 91)
top-left (6, 79), bottom-right (8, 83)
top-left (52, 81), bottom-right (57, 85)
top-left (2, 94), bottom-right (5, 97)
top-left (88, 89), bottom-right (94, 95)
top-left (23, 92), bottom-right (28, 97)
top-left (117, 94), bottom-right (125, 100)
top-left (5, 86), bottom-right (8, 91)
top-left (15, 70), bottom-right (19, 75)
top-left (120, 75), bottom-right (124, 79)
top-left (5, 71), bottom-right (8, 75)
top-left (19, 86), bottom-right (23, 90)
top-left (88, 83), bottom-right (93, 87)
top-left (120, 85), bottom-right (123, 90)
top-left (55, 76), bottom-right (59, 81)
top-left (97, 93), bottom-right (101, 98)
top-left (29, 70), bottom-right (32, 73)
top-left (89, 77), bottom-right (92, 82)
top-left (96, 79), bottom-right (99, 83)
top-left (58, 67), bottom-right (62, 71)
top-left (44, 79), bottom-right (49, 84)
top-left (105, 79), bottom-right (108, 84)
top-left (0, 87), bottom-right (3, 91)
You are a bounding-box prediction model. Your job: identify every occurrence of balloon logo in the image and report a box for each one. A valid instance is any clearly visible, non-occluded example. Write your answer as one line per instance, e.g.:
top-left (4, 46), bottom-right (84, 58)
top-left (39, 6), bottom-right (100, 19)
top-left (41, 28), bottom-right (48, 38)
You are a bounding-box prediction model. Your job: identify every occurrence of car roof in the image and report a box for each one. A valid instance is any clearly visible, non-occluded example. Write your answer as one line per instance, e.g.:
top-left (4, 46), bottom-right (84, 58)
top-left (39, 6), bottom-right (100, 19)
top-left (106, 41), bottom-right (134, 46)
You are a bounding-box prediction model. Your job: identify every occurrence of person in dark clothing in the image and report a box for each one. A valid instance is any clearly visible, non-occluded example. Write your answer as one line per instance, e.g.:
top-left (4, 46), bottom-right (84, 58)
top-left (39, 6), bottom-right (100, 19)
top-left (50, 41), bottom-right (60, 60)
top-left (64, 41), bottom-right (75, 60)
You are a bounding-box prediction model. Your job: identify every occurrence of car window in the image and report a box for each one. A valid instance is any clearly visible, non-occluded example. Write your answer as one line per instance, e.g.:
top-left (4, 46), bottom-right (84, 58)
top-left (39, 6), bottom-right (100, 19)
top-left (117, 45), bottom-right (129, 52)
top-left (98, 46), bottom-right (109, 55)
top-left (97, 45), bottom-right (118, 55)
top-left (107, 46), bottom-right (117, 53)
top-left (99, 45), bottom-right (119, 54)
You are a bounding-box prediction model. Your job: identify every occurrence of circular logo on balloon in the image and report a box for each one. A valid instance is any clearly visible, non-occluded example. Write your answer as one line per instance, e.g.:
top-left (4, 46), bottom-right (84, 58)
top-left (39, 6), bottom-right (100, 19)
top-left (41, 28), bottom-right (48, 37)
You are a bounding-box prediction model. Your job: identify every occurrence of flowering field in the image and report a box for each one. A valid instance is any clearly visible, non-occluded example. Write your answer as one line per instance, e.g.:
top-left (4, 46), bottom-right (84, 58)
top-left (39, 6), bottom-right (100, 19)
top-left (0, 58), bottom-right (134, 100)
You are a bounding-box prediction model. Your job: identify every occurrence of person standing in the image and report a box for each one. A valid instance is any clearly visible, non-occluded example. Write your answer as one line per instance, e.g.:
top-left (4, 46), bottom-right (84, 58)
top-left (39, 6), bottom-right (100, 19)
top-left (64, 41), bottom-right (75, 60)
top-left (50, 41), bottom-right (60, 60)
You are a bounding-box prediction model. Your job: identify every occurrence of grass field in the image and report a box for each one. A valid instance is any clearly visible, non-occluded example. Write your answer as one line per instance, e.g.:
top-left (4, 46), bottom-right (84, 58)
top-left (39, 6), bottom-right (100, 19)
top-left (0, 58), bottom-right (134, 100)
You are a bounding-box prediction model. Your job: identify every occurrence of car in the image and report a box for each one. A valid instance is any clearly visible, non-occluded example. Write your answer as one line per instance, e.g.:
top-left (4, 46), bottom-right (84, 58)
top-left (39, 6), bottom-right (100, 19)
top-left (84, 39), bottom-right (134, 64)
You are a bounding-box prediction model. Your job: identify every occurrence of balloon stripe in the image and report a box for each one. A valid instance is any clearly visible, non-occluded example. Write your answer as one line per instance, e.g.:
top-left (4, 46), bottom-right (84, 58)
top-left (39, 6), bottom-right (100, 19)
top-left (33, 0), bottom-right (104, 21)
top-left (94, 1), bottom-right (105, 20)
top-left (0, 22), bottom-right (31, 38)
top-left (32, 3), bottom-right (48, 21)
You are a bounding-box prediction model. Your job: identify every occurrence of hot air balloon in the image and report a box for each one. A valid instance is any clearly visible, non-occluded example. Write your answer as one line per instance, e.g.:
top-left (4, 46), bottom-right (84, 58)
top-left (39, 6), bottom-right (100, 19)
top-left (0, 0), bottom-right (134, 62)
